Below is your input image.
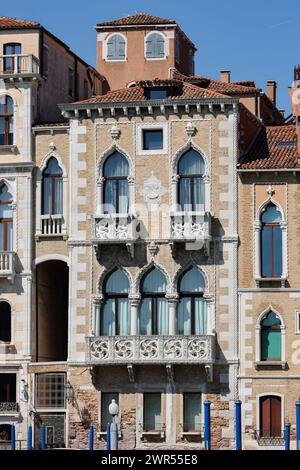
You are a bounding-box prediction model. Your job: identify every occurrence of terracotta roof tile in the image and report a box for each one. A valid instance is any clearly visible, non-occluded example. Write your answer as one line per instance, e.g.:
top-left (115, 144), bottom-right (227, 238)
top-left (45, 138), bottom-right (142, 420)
top-left (0, 16), bottom-right (39, 29)
top-left (73, 80), bottom-right (229, 105)
top-left (239, 125), bottom-right (298, 169)
top-left (96, 13), bottom-right (176, 27)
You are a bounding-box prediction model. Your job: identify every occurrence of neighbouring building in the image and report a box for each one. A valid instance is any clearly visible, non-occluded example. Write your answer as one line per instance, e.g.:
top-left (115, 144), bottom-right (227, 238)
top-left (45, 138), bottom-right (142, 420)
top-left (0, 12), bottom-right (298, 450)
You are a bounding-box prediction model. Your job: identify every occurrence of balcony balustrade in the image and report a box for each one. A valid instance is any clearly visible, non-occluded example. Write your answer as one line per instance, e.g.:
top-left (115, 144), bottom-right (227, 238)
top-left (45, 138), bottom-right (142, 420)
top-left (40, 215), bottom-right (63, 236)
top-left (0, 402), bottom-right (19, 414)
top-left (86, 335), bottom-right (215, 365)
top-left (0, 54), bottom-right (39, 77)
top-left (93, 213), bottom-right (136, 256)
top-left (0, 251), bottom-right (16, 281)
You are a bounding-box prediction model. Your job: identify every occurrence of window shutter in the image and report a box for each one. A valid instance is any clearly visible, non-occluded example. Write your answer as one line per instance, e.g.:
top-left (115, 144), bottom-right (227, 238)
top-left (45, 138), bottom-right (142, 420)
top-left (107, 36), bottom-right (116, 59)
top-left (116, 36), bottom-right (125, 59)
top-left (146, 36), bottom-right (155, 58)
top-left (156, 35), bottom-right (165, 58)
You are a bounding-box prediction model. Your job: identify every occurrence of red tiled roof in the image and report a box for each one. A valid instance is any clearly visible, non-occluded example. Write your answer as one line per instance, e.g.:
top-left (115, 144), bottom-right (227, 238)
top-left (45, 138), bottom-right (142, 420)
top-left (239, 125), bottom-right (298, 169)
top-left (184, 75), bottom-right (260, 95)
top-left (0, 16), bottom-right (39, 29)
top-left (96, 13), bottom-right (176, 27)
top-left (73, 80), bottom-right (229, 105)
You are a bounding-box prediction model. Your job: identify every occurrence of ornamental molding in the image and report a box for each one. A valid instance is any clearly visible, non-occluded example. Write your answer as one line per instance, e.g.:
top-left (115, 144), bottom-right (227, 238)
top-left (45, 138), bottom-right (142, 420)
top-left (139, 172), bottom-right (167, 208)
top-left (97, 263), bottom-right (133, 294)
top-left (39, 149), bottom-right (67, 177)
top-left (133, 261), bottom-right (171, 295)
top-left (97, 142), bottom-right (134, 176)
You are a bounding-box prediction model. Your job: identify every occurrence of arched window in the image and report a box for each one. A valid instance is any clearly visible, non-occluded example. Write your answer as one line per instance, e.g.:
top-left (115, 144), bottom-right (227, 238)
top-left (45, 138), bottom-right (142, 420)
top-left (0, 302), bottom-right (11, 342)
top-left (42, 157), bottom-right (63, 215)
top-left (140, 268), bottom-right (168, 335)
top-left (103, 151), bottom-right (129, 214)
top-left (145, 33), bottom-right (165, 59)
top-left (177, 268), bottom-right (207, 335)
top-left (101, 269), bottom-right (130, 336)
top-left (107, 34), bottom-right (126, 60)
top-left (260, 203), bottom-right (282, 277)
top-left (0, 184), bottom-right (13, 251)
top-left (178, 149), bottom-right (205, 211)
top-left (3, 43), bottom-right (21, 73)
top-left (0, 96), bottom-right (14, 146)
top-left (260, 310), bottom-right (281, 361)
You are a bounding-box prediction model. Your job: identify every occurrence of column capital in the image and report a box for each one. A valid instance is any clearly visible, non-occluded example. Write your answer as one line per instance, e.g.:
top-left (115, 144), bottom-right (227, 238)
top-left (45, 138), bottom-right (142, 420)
top-left (128, 294), bottom-right (141, 306)
top-left (166, 293), bottom-right (179, 303)
top-left (92, 294), bottom-right (103, 305)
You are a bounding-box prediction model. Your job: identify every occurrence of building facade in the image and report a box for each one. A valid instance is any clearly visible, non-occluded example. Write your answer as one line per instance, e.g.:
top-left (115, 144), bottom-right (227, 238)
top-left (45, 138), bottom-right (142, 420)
top-left (0, 12), bottom-right (298, 450)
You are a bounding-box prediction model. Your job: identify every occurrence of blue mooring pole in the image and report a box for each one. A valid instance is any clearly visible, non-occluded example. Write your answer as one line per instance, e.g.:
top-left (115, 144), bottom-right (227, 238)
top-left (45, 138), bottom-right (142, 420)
top-left (204, 400), bottom-right (211, 450)
top-left (27, 425), bottom-right (33, 450)
top-left (11, 425), bottom-right (16, 450)
top-left (106, 423), bottom-right (111, 450)
top-left (41, 424), bottom-right (46, 450)
top-left (296, 401), bottom-right (300, 450)
top-left (285, 423), bottom-right (291, 451)
top-left (235, 400), bottom-right (242, 451)
top-left (89, 424), bottom-right (94, 450)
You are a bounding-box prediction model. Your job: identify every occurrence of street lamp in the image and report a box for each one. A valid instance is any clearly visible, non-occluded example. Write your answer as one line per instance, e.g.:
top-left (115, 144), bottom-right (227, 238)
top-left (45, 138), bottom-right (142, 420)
top-left (108, 399), bottom-right (119, 450)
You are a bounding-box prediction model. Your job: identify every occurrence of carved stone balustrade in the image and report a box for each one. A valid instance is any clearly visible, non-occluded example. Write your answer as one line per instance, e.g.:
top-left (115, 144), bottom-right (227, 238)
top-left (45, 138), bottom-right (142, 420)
top-left (86, 335), bottom-right (215, 365)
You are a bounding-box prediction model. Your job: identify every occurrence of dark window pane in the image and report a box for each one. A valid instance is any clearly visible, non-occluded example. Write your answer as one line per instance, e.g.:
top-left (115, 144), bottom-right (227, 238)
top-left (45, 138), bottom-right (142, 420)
top-left (35, 373), bottom-right (66, 408)
top-left (261, 225), bottom-right (271, 277)
top-left (273, 226), bottom-right (282, 276)
top-left (147, 88), bottom-right (168, 99)
top-left (143, 130), bottom-right (163, 150)
top-left (0, 302), bottom-right (11, 343)
top-left (0, 374), bottom-right (16, 401)
top-left (261, 203), bottom-right (282, 223)
top-left (144, 393), bottom-right (161, 431)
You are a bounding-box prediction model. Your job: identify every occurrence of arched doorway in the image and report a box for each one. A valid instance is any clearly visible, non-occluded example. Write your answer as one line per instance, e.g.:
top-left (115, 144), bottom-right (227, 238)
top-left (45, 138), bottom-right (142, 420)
top-left (35, 260), bottom-right (69, 362)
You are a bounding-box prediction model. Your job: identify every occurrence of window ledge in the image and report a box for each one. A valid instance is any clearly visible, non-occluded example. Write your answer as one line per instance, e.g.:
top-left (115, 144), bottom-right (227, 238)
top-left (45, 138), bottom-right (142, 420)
top-left (0, 145), bottom-right (17, 153)
top-left (255, 277), bottom-right (287, 288)
top-left (254, 361), bottom-right (287, 370)
top-left (141, 430), bottom-right (165, 439)
top-left (180, 431), bottom-right (202, 437)
top-left (97, 430), bottom-right (122, 439)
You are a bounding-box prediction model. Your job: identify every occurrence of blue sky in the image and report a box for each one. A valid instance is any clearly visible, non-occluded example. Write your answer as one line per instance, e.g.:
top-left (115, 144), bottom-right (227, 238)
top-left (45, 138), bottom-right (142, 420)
top-left (2, 0), bottom-right (300, 114)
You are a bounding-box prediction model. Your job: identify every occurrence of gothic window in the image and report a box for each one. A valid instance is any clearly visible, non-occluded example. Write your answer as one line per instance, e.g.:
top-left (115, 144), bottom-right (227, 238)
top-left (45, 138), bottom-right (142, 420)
top-left (177, 268), bottom-right (207, 335)
top-left (101, 269), bottom-right (130, 336)
top-left (145, 33), bottom-right (165, 59)
top-left (103, 151), bottom-right (129, 214)
top-left (260, 310), bottom-right (281, 361)
top-left (178, 149), bottom-right (205, 211)
top-left (0, 96), bottom-right (14, 146)
top-left (260, 203), bottom-right (282, 278)
top-left (42, 157), bottom-right (63, 215)
top-left (0, 184), bottom-right (13, 251)
top-left (140, 268), bottom-right (168, 335)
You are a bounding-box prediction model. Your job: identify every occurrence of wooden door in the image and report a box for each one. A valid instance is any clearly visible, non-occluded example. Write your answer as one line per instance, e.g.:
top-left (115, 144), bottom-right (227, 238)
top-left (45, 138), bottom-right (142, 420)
top-left (260, 396), bottom-right (281, 437)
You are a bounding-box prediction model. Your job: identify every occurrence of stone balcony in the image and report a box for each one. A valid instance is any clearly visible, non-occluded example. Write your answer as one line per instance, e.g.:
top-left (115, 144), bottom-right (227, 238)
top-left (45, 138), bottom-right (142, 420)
top-left (0, 54), bottom-right (39, 79)
top-left (169, 211), bottom-right (212, 253)
top-left (93, 213), bottom-right (136, 257)
top-left (0, 251), bottom-right (16, 282)
top-left (86, 335), bottom-right (215, 367)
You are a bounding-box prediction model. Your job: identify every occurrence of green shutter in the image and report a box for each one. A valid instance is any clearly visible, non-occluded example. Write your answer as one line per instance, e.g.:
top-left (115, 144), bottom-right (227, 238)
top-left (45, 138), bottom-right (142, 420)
top-left (261, 329), bottom-right (281, 360)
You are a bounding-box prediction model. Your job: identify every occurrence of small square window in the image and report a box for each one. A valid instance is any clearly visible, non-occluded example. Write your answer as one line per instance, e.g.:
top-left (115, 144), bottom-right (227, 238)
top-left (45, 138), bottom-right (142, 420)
top-left (142, 129), bottom-right (163, 151)
top-left (146, 88), bottom-right (168, 100)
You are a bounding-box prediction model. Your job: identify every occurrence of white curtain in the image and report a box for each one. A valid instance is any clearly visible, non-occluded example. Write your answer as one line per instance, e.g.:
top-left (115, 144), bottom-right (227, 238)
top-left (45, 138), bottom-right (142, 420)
top-left (101, 299), bottom-right (115, 336)
top-left (157, 298), bottom-right (168, 335)
top-left (118, 298), bottom-right (130, 336)
top-left (177, 297), bottom-right (191, 335)
top-left (140, 298), bottom-right (151, 335)
top-left (195, 298), bottom-right (207, 335)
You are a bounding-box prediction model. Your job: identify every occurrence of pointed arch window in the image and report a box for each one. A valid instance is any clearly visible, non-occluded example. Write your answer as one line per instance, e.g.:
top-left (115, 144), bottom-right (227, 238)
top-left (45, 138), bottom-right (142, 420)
top-left (107, 34), bottom-right (126, 60)
top-left (103, 151), bottom-right (129, 214)
top-left (260, 203), bottom-right (282, 278)
top-left (177, 268), bottom-right (207, 335)
top-left (42, 157), bottom-right (63, 215)
top-left (0, 184), bottom-right (13, 252)
top-left (178, 149), bottom-right (205, 211)
top-left (140, 268), bottom-right (168, 335)
top-left (260, 310), bottom-right (281, 361)
top-left (101, 269), bottom-right (130, 336)
top-left (0, 95), bottom-right (14, 146)
top-left (145, 33), bottom-right (165, 59)
top-left (0, 301), bottom-right (11, 342)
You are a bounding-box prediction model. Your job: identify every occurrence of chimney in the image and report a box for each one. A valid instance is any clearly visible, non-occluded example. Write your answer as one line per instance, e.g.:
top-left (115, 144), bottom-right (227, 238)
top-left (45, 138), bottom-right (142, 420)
top-left (267, 80), bottom-right (277, 106)
top-left (220, 70), bottom-right (231, 83)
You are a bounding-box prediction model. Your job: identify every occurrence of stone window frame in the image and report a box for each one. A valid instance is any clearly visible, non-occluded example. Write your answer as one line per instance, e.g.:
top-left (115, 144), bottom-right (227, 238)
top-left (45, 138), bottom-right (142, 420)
top-left (255, 306), bottom-right (286, 364)
top-left (144, 31), bottom-right (168, 61)
top-left (98, 390), bottom-right (121, 436)
top-left (96, 143), bottom-right (135, 217)
top-left (253, 196), bottom-right (287, 287)
top-left (137, 390), bottom-right (166, 439)
top-left (170, 141), bottom-right (211, 214)
top-left (0, 93), bottom-right (16, 149)
top-left (0, 177), bottom-right (17, 254)
top-left (178, 389), bottom-right (204, 438)
top-left (136, 122), bottom-right (168, 156)
top-left (295, 309), bottom-right (300, 335)
top-left (35, 151), bottom-right (68, 239)
top-left (103, 32), bottom-right (127, 62)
